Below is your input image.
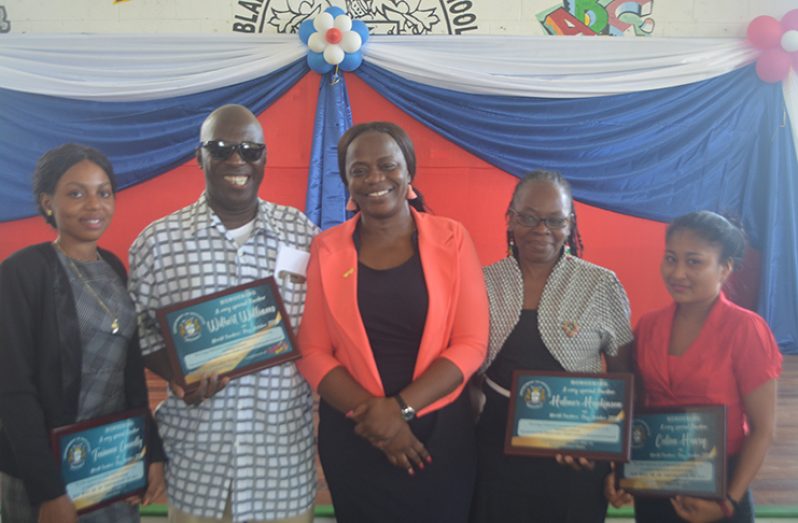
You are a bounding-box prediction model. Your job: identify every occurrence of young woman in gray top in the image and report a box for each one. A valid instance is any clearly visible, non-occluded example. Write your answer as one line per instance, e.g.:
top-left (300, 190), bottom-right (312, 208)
top-left (0, 144), bottom-right (165, 523)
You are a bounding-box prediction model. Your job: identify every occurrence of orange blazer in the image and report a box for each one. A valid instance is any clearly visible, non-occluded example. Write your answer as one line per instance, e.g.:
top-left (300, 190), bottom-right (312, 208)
top-left (296, 208), bottom-right (489, 416)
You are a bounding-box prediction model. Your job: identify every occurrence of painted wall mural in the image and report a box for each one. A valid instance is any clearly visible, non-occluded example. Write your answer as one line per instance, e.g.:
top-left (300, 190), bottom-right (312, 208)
top-left (0, 6), bottom-right (11, 33)
top-left (233, 0), bottom-right (478, 35)
top-left (0, 0), bottom-right (786, 37)
top-left (537, 0), bottom-right (654, 36)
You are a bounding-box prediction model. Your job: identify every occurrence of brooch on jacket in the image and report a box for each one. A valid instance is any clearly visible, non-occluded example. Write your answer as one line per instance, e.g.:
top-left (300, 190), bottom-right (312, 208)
top-left (562, 320), bottom-right (579, 337)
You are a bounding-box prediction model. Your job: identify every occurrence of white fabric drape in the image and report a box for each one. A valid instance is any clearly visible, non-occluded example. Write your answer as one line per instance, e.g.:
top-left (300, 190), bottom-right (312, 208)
top-left (364, 35), bottom-right (758, 97)
top-left (0, 34), bottom-right (305, 101)
top-left (1, 32), bottom-right (794, 160)
top-left (1, 33), bottom-right (758, 101)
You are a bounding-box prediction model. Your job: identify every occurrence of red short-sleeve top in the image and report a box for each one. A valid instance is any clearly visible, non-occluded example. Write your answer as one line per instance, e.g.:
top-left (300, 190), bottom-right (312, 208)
top-left (634, 293), bottom-right (782, 455)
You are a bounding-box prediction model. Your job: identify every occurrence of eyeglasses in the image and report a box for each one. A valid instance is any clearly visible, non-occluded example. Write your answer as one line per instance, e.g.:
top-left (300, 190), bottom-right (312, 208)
top-left (509, 209), bottom-right (571, 230)
top-left (200, 140), bottom-right (266, 163)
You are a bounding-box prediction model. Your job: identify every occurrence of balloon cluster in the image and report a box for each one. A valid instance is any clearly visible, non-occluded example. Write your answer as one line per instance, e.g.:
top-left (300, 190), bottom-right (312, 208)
top-left (747, 9), bottom-right (798, 83)
top-left (299, 7), bottom-right (369, 74)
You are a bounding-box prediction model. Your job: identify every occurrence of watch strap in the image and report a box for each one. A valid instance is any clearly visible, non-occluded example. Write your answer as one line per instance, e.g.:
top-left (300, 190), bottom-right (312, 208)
top-left (718, 495), bottom-right (737, 518)
top-left (726, 494), bottom-right (739, 515)
top-left (394, 394), bottom-right (416, 421)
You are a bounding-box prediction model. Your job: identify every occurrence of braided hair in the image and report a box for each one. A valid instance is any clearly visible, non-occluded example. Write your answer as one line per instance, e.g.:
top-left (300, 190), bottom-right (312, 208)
top-left (507, 170), bottom-right (583, 258)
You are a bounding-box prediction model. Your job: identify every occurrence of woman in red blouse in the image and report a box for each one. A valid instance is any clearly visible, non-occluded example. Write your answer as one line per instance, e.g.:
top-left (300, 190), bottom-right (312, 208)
top-left (607, 211), bottom-right (782, 522)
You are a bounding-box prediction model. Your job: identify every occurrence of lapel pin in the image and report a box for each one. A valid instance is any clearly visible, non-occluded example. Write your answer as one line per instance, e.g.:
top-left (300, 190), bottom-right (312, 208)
top-left (562, 321), bottom-right (579, 338)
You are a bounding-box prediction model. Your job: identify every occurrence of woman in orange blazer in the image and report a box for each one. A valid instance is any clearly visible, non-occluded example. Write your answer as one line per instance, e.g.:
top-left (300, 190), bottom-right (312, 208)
top-left (297, 122), bottom-right (489, 523)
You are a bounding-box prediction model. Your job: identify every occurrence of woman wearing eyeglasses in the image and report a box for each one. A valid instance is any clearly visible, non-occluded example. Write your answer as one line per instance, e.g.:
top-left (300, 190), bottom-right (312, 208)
top-left (0, 144), bottom-right (165, 523)
top-left (470, 171), bottom-right (633, 523)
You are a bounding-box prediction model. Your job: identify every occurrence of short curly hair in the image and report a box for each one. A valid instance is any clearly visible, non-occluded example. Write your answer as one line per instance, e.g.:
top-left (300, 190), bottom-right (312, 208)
top-left (337, 122), bottom-right (426, 212)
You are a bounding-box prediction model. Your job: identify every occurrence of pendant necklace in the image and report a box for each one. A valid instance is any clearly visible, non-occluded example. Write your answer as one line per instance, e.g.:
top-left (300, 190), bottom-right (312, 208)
top-left (54, 242), bottom-right (121, 335)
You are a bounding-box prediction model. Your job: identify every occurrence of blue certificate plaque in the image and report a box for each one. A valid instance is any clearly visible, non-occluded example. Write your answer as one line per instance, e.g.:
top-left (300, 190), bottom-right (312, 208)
top-left (156, 277), bottom-right (300, 389)
top-left (505, 371), bottom-right (633, 460)
top-left (50, 409), bottom-right (148, 514)
top-left (618, 406), bottom-right (726, 499)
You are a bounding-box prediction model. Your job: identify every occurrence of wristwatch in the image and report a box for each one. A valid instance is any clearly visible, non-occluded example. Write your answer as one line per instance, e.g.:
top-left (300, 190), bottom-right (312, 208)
top-left (394, 394), bottom-right (416, 421)
top-left (718, 494), bottom-right (737, 518)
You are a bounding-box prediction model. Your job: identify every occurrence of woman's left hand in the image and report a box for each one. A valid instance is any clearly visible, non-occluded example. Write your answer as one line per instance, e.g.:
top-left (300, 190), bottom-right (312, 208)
top-left (604, 467), bottom-right (633, 508)
top-left (670, 495), bottom-right (726, 522)
top-left (349, 397), bottom-right (405, 444)
top-left (380, 424), bottom-right (431, 476)
top-left (555, 453), bottom-right (595, 471)
top-left (143, 462), bottom-right (166, 504)
top-left (125, 462), bottom-right (166, 506)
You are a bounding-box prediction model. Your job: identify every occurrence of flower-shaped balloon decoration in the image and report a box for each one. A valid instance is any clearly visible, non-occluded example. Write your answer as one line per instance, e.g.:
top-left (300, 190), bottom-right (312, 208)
top-left (747, 9), bottom-right (798, 83)
top-left (299, 6), bottom-right (369, 74)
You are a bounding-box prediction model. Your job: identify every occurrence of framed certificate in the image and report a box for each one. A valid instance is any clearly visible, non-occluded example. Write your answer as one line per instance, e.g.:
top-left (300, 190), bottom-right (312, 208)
top-left (50, 409), bottom-right (148, 514)
top-left (156, 277), bottom-right (300, 390)
top-left (617, 406), bottom-right (726, 499)
top-left (505, 371), bottom-right (633, 460)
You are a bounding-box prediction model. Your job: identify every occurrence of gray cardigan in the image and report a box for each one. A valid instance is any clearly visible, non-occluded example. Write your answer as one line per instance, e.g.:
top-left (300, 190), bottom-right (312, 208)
top-left (482, 255), bottom-right (633, 373)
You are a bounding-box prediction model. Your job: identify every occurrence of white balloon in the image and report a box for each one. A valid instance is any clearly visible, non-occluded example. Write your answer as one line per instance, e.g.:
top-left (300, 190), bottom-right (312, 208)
top-left (308, 32), bottom-right (326, 53)
top-left (782, 30), bottom-right (798, 53)
top-left (334, 14), bottom-right (353, 32)
top-left (313, 12), bottom-right (334, 32)
top-left (324, 45), bottom-right (345, 66)
top-left (341, 31), bottom-right (362, 53)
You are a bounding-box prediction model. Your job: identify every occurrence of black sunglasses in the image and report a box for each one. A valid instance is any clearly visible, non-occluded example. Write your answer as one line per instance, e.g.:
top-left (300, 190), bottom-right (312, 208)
top-left (200, 140), bottom-right (266, 163)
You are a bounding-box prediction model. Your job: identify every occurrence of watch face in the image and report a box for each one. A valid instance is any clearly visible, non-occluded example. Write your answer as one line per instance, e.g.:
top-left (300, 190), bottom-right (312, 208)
top-left (394, 394), bottom-right (415, 421)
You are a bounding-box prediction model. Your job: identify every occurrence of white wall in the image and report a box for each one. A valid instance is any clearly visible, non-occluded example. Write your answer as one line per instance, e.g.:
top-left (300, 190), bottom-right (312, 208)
top-left (0, 0), bottom-right (793, 37)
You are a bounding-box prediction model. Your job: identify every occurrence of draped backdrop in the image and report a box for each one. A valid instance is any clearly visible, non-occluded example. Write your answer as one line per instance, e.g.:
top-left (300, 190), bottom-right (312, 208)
top-left (1, 34), bottom-right (797, 354)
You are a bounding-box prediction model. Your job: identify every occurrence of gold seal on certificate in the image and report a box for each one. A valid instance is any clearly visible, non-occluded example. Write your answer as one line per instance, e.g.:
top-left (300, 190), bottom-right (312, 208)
top-left (156, 277), bottom-right (300, 390)
top-left (51, 409), bottom-right (148, 514)
top-left (505, 370), bottom-right (634, 461)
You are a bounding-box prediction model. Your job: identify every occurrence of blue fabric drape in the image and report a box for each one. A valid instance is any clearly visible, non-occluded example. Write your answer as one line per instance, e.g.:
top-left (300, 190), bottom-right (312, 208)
top-left (305, 73), bottom-right (353, 230)
top-left (0, 60), bottom-right (309, 222)
top-left (355, 63), bottom-right (798, 354)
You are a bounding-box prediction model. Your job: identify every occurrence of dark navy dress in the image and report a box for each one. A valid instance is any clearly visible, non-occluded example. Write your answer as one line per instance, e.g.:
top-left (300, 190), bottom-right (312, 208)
top-left (318, 245), bottom-right (476, 523)
top-left (470, 310), bottom-right (610, 523)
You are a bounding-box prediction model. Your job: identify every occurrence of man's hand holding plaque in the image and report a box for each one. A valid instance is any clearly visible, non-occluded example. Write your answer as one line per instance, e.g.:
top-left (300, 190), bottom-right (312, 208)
top-left (156, 277), bottom-right (300, 395)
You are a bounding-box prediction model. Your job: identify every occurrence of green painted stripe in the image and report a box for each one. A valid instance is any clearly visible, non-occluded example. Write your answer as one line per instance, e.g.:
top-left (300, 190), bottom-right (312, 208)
top-left (141, 503), bottom-right (798, 519)
top-left (604, 505), bottom-right (798, 519)
top-left (607, 506), bottom-right (635, 517)
top-left (314, 504), bottom-right (336, 517)
top-left (139, 505), bottom-right (167, 516)
top-left (756, 505), bottom-right (798, 518)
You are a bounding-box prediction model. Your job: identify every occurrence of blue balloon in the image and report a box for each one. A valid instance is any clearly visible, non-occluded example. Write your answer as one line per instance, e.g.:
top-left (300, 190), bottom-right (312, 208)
top-left (339, 52), bottom-right (363, 72)
top-left (307, 52), bottom-right (334, 74)
top-left (324, 6), bottom-right (346, 18)
top-left (298, 20), bottom-right (315, 44)
top-left (351, 20), bottom-right (369, 45)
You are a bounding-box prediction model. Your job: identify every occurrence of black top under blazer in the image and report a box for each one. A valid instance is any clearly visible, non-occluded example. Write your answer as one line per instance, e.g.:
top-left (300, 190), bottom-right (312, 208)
top-left (0, 242), bottom-right (165, 505)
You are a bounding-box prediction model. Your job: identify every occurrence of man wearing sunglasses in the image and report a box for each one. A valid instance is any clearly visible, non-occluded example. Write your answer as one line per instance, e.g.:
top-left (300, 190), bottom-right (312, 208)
top-left (128, 104), bottom-right (318, 523)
